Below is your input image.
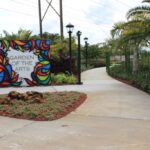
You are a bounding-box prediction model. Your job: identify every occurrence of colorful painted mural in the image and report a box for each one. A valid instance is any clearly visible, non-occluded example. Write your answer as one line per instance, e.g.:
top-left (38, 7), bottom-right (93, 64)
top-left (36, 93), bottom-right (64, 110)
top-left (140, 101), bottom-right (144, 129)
top-left (0, 40), bottom-right (51, 87)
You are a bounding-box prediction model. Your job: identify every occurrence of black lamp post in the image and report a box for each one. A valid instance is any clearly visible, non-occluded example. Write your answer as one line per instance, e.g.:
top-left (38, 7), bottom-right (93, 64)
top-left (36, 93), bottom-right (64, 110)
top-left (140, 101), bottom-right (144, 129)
top-left (77, 31), bottom-right (82, 85)
top-left (84, 37), bottom-right (88, 68)
top-left (66, 23), bottom-right (74, 73)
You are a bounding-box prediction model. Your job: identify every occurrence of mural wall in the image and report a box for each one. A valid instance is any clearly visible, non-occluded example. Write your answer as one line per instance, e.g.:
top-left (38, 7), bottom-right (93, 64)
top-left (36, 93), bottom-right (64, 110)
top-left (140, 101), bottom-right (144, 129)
top-left (0, 40), bottom-right (51, 87)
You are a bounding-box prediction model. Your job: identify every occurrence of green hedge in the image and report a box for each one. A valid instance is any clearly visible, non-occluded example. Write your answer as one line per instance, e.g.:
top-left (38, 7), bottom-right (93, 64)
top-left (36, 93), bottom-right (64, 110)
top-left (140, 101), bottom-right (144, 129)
top-left (108, 64), bottom-right (150, 93)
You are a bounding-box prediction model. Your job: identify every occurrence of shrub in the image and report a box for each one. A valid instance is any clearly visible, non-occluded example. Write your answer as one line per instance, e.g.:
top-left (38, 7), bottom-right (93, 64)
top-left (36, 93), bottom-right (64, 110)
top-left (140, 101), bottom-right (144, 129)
top-left (66, 75), bottom-right (77, 84)
top-left (108, 64), bottom-right (150, 93)
top-left (52, 73), bottom-right (77, 84)
top-left (53, 73), bottom-right (67, 84)
top-left (51, 58), bottom-right (77, 74)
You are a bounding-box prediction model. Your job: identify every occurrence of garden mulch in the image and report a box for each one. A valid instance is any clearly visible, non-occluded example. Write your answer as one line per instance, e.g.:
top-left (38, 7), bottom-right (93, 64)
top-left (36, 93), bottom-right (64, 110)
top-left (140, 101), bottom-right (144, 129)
top-left (0, 91), bottom-right (87, 121)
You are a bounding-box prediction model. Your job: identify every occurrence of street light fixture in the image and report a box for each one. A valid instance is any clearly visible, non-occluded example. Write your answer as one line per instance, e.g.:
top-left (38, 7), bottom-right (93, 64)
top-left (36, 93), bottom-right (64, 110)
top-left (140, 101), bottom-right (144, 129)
top-left (66, 23), bottom-right (74, 33)
top-left (66, 23), bottom-right (74, 73)
top-left (84, 37), bottom-right (88, 43)
top-left (84, 37), bottom-right (88, 68)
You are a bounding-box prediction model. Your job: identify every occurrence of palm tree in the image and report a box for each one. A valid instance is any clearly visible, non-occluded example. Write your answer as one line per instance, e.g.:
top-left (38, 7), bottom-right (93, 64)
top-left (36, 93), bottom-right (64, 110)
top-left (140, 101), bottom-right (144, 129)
top-left (111, 19), bottom-right (150, 73)
top-left (1, 29), bottom-right (32, 40)
top-left (111, 0), bottom-right (150, 74)
top-left (127, 0), bottom-right (150, 73)
top-left (127, 0), bottom-right (150, 20)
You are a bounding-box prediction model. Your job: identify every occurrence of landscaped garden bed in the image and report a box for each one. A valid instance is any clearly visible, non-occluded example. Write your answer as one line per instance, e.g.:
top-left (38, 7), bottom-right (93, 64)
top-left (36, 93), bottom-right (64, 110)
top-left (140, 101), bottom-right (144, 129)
top-left (108, 64), bottom-right (150, 94)
top-left (0, 91), bottom-right (87, 121)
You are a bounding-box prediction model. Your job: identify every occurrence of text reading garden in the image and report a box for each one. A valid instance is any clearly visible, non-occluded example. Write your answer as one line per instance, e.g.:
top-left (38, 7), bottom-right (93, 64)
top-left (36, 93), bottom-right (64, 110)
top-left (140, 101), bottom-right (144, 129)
top-left (0, 40), bottom-right (51, 87)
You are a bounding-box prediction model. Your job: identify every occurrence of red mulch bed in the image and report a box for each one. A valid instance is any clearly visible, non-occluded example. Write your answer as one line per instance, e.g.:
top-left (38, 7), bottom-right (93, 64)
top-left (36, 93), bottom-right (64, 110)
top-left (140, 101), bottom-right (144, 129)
top-left (0, 93), bottom-right (87, 121)
top-left (53, 94), bottom-right (87, 120)
top-left (110, 76), bottom-right (133, 85)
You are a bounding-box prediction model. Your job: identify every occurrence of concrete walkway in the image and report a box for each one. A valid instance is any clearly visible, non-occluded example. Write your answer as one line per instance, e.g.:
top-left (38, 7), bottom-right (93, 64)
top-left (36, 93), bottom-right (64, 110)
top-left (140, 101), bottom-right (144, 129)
top-left (0, 67), bottom-right (150, 150)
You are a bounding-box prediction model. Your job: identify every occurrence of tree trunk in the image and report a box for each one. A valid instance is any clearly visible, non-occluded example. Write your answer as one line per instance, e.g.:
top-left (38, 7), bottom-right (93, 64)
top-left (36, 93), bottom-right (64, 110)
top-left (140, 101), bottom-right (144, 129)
top-left (132, 46), bottom-right (139, 74)
top-left (124, 48), bottom-right (128, 71)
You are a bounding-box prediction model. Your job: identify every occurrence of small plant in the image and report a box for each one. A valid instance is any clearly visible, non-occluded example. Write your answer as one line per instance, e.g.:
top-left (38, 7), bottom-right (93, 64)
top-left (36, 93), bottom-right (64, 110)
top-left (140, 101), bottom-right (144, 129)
top-left (66, 74), bottom-right (77, 84)
top-left (52, 73), bottom-right (77, 84)
top-left (53, 73), bottom-right (67, 84)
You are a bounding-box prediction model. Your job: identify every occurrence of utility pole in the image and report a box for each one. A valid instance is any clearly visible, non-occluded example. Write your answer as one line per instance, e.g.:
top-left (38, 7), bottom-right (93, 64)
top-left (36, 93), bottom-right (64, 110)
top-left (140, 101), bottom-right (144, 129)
top-left (38, 0), bottom-right (64, 39)
top-left (59, 0), bottom-right (64, 40)
top-left (38, 0), bottom-right (43, 38)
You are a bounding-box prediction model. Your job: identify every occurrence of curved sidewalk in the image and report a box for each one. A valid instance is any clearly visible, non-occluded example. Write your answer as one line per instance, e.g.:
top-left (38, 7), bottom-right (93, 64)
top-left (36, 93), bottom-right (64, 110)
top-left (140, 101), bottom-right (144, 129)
top-left (0, 67), bottom-right (150, 150)
top-left (0, 68), bottom-right (126, 94)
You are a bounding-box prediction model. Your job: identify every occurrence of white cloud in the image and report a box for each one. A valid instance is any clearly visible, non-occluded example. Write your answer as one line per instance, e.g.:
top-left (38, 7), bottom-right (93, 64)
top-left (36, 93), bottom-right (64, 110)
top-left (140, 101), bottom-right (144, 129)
top-left (0, 0), bottom-right (143, 44)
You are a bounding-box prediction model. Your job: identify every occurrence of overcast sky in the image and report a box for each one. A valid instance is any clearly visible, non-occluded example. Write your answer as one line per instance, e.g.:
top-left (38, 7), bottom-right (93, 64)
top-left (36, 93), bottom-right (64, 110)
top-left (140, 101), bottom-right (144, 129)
top-left (0, 0), bottom-right (143, 44)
